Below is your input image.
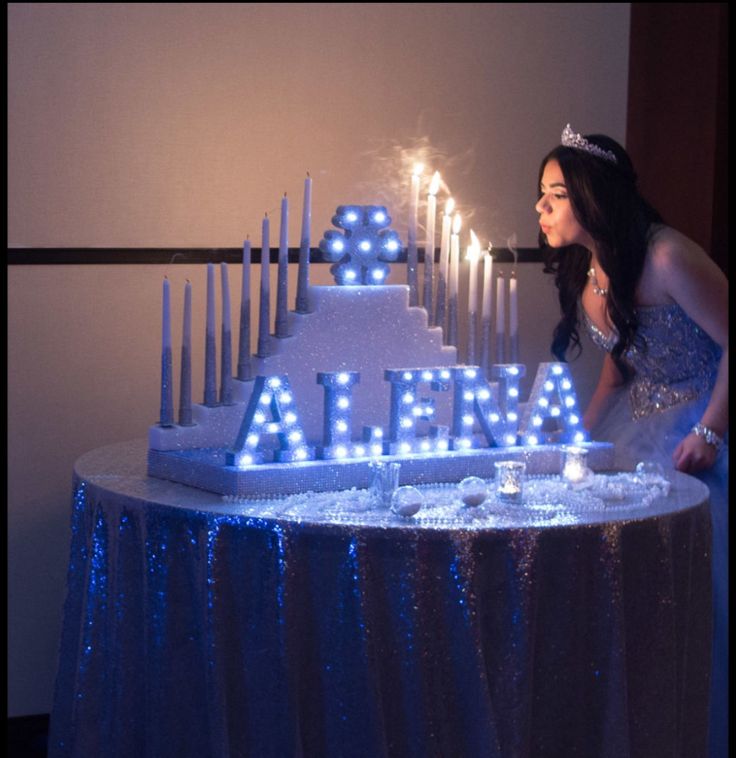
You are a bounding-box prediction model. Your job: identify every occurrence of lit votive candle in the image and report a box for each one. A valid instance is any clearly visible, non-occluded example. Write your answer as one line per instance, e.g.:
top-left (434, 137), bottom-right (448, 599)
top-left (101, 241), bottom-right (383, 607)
top-left (494, 461), bottom-right (526, 504)
top-left (561, 446), bottom-right (590, 484)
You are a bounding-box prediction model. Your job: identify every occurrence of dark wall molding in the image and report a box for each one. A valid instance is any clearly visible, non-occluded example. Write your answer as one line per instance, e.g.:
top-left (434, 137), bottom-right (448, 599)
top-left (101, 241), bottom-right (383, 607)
top-left (8, 247), bottom-right (542, 266)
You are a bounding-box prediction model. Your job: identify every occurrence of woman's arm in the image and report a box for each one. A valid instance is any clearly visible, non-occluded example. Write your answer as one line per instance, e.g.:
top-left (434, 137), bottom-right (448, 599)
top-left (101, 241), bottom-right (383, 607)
top-left (649, 228), bottom-right (728, 472)
top-left (583, 352), bottom-right (625, 433)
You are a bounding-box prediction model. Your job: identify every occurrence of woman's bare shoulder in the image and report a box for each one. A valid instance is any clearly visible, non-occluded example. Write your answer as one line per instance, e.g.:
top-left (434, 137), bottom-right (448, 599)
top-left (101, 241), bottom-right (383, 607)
top-left (638, 225), bottom-right (719, 305)
top-left (647, 224), bottom-right (705, 269)
top-left (643, 224), bottom-right (728, 326)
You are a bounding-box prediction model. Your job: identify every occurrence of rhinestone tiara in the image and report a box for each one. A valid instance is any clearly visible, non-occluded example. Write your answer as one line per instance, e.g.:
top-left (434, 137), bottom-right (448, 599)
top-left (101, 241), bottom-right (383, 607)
top-left (561, 124), bottom-right (617, 163)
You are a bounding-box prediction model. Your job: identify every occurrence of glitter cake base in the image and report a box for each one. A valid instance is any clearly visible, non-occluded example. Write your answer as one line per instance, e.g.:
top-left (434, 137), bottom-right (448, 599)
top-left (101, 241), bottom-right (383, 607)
top-left (148, 442), bottom-right (615, 498)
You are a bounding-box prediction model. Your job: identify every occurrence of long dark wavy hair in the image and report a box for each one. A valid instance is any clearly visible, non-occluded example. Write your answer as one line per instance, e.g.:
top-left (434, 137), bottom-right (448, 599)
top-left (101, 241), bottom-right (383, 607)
top-left (539, 134), bottom-right (663, 381)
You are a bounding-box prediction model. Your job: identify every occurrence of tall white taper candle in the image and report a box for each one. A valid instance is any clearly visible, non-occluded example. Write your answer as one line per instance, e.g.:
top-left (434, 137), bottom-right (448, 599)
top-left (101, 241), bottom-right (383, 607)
top-left (448, 212), bottom-right (461, 348)
top-left (257, 213), bottom-right (271, 357)
top-left (423, 171), bottom-right (440, 322)
top-left (508, 234), bottom-right (520, 363)
top-left (275, 193), bottom-right (289, 338)
top-left (496, 271), bottom-right (506, 364)
top-left (466, 231), bottom-right (481, 365)
top-left (480, 248), bottom-right (494, 375)
top-left (160, 277), bottom-right (174, 426)
top-left (204, 263), bottom-right (218, 405)
top-left (407, 163), bottom-right (423, 306)
top-left (237, 238), bottom-right (252, 381)
top-left (220, 262), bottom-right (233, 404)
top-left (434, 197), bottom-right (454, 331)
top-left (296, 173), bottom-right (312, 313)
top-left (509, 270), bottom-right (519, 362)
top-left (178, 280), bottom-right (193, 425)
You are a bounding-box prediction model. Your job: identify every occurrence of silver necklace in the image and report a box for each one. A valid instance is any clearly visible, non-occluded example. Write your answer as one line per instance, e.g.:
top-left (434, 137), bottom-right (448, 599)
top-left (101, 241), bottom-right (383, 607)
top-left (587, 267), bottom-right (608, 297)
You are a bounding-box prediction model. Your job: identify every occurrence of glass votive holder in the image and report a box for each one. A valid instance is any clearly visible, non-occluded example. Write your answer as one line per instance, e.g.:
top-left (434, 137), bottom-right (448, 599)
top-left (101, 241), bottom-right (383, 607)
top-left (561, 445), bottom-right (590, 485)
top-left (494, 461), bottom-right (526, 504)
top-left (369, 460), bottom-right (401, 508)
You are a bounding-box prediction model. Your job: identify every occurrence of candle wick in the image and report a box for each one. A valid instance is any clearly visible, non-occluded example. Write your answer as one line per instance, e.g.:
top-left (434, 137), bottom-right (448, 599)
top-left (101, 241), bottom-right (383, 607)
top-left (306, 170), bottom-right (310, 178)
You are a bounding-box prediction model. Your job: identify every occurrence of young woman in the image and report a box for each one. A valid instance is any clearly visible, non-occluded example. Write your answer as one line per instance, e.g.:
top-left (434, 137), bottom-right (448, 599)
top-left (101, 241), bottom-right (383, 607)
top-left (536, 125), bottom-right (728, 755)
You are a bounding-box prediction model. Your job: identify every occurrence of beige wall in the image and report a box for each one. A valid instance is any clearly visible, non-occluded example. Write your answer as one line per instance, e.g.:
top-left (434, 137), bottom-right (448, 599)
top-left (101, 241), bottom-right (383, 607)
top-left (8, 2), bottom-right (629, 249)
top-left (7, 3), bottom-right (629, 717)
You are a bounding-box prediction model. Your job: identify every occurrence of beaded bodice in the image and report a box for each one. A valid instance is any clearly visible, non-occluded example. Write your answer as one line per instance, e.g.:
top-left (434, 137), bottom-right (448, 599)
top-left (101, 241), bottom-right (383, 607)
top-left (583, 303), bottom-right (721, 419)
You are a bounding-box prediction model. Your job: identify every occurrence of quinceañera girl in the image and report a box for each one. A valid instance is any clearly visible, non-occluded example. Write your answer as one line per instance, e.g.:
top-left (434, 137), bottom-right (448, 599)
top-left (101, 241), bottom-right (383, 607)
top-left (536, 124), bottom-right (728, 757)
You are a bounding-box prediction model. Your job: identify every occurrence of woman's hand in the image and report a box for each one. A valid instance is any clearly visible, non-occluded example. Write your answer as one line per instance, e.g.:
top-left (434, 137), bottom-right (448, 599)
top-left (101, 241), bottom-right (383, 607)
top-left (672, 432), bottom-right (719, 473)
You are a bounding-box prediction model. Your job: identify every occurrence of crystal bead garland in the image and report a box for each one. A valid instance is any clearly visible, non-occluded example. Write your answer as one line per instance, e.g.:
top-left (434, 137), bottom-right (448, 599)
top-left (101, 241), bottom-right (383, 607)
top-left (218, 470), bottom-right (671, 530)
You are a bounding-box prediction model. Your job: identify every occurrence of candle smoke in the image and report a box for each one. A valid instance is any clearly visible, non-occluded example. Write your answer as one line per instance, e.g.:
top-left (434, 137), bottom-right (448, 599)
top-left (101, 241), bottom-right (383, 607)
top-left (507, 232), bottom-right (519, 265)
top-left (356, 136), bottom-right (478, 236)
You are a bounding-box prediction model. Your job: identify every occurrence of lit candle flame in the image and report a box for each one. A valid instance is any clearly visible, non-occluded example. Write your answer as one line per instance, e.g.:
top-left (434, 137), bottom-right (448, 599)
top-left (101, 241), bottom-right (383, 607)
top-left (445, 197), bottom-right (455, 216)
top-left (452, 212), bottom-right (462, 235)
top-left (429, 171), bottom-right (441, 196)
top-left (412, 162), bottom-right (425, 177)
top-left (466, 230), bottom-right (481, 261)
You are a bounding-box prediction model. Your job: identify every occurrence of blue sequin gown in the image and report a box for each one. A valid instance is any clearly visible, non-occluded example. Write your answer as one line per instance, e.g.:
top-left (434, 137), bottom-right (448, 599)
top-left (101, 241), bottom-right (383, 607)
top-left (583, 303), bottom-right (728, 757)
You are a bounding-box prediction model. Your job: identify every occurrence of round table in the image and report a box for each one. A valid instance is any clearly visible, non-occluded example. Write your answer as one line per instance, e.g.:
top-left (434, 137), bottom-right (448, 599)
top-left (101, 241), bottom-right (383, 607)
top-left (48, 440), bottom-right (712, 758)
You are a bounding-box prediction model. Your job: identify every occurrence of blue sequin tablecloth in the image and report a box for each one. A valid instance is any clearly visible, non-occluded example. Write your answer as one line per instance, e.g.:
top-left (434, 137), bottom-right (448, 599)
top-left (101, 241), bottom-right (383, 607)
top-left (48, 440), bottom-right (712, 758)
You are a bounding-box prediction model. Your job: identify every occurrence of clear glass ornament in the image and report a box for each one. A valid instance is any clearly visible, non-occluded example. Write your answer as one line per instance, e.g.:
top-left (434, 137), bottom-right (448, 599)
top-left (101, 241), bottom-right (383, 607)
top-left (458, 476), bottom-right (488, 507)
top-left (390, 485), bottom-right (424, 517)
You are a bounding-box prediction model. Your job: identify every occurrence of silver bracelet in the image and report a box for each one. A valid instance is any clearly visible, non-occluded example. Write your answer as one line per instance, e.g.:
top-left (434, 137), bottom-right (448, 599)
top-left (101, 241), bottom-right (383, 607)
top-left (691, 423), bottom-right (724, 452)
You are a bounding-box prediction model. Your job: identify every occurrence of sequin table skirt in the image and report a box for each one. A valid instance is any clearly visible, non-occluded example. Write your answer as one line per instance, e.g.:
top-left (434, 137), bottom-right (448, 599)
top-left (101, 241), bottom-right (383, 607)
top-left (48, 440), bottom-right (712, 758)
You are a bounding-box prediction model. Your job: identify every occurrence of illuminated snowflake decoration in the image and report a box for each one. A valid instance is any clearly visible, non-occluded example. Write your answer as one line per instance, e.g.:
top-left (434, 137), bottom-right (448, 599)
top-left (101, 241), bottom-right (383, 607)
top-left (319, 205), bottom-right (403, 285)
